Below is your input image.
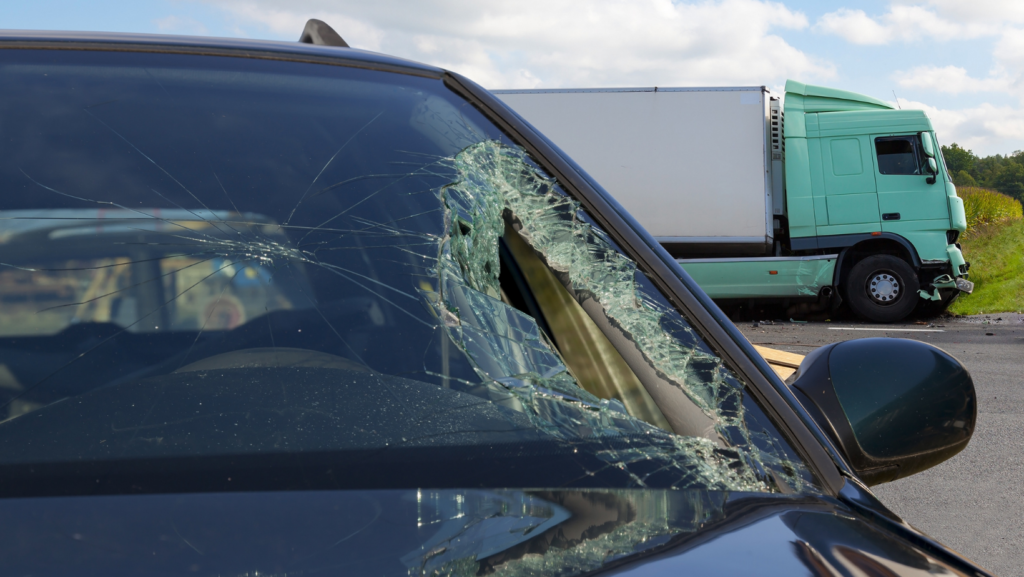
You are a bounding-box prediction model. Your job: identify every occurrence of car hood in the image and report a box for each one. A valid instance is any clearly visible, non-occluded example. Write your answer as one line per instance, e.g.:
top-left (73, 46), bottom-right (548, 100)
top-left (0, 487), bottom-right (982, 576)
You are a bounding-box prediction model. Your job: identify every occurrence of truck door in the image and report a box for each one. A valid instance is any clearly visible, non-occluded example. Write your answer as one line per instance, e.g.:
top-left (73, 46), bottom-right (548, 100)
top-left (873, 135), bottom-right (948, 226)
top-left (821, 136), bottom-right (880, 227)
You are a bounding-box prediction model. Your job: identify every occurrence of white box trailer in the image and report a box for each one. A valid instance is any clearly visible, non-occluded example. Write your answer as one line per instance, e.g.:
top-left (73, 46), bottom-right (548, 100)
top-left (494, 87), bottom-right (782, 256)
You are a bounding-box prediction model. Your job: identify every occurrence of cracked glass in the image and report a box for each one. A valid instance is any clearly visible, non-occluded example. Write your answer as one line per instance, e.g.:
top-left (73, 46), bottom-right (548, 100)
top-left (0, 49), bottom-right (817, 500)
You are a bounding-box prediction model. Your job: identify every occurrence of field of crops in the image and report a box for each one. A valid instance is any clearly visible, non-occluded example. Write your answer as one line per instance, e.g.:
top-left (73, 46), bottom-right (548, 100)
top-left (958, 186), bottom-right (1023, 235)
top-left (948, 187), bottom-right (1024, 316)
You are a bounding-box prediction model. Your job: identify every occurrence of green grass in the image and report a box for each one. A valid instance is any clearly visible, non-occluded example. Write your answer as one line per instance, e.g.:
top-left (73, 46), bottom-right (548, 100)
top-left (949, 219), bottom-right (1024, 315)
top-left (958, 186), bottom-right (1023, 235)
top-left (946, 187), bottom-right (1022, 315)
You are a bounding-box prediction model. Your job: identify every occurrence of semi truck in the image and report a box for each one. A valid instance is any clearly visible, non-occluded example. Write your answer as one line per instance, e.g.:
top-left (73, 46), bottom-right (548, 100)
top-left (493, 81), bottom-right (972, 323)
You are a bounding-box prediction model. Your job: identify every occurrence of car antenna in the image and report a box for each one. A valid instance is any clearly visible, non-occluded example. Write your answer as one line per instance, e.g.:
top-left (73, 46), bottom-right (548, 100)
top-left (892, 90), bottom-right (902, 109)
top-left (298, 19), bottom-right (349, 48)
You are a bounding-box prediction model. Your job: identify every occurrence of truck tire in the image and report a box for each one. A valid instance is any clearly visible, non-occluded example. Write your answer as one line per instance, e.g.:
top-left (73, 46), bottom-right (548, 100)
top-left (845, 255), bottom-right (920, 323)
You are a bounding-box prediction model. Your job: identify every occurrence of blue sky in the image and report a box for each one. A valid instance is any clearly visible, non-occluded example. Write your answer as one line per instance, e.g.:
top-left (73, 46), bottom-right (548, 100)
top-left (4, 0), bottom-right (1023, 156)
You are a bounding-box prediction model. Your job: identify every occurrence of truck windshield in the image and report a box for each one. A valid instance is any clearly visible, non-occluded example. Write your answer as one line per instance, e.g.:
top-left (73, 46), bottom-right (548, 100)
top-left (0, 49), bottom-right (817, 496)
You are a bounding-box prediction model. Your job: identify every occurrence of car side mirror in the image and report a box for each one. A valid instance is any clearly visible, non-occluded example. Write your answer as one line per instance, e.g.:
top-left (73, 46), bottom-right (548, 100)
top-left (790, 338), bottom-right (976, 486)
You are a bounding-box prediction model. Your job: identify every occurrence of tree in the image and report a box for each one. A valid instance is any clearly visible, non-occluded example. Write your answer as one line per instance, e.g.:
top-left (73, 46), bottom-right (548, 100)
top-left (941, 143), bottom-right (978, 177)
top-left (992, 161), bottom-right (1024, 201)
top-left (937, 146), bottom-right (1024, 199)
top-left (974, 154), bottom-right (1005, 188)
top-left (953, 170), bottom-right (977, 187)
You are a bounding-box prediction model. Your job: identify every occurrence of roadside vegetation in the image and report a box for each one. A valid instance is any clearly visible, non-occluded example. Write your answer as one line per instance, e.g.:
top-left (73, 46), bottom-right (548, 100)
top-left (959, 186), bottom-right (1024, 232)
top-left (943, 143), bottom-right (1024, 202)
top-left (947, 186), bottom-right (1024, 316)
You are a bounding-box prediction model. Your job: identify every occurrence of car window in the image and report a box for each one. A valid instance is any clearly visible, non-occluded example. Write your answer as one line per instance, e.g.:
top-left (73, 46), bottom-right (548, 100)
top-left (876, 135), bottom-right (926, 175)
top-left (0, 49), bottom-right (818, 496)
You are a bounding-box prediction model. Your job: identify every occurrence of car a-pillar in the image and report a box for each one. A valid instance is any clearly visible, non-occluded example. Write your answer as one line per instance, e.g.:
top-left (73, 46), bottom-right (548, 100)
top-left (836, 239), bottom-right (921, 323)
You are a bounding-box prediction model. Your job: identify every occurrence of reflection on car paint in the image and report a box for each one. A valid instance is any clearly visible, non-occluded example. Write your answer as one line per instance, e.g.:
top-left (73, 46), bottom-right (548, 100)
top-left (404, 489), bottom-right (722, 576)
top-left (0, 487), bottom-right (970, 577)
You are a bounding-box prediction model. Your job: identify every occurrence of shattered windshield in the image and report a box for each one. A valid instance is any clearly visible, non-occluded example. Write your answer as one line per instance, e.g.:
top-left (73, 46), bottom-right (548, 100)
top-left (0, 49), bottom-right (817, 497)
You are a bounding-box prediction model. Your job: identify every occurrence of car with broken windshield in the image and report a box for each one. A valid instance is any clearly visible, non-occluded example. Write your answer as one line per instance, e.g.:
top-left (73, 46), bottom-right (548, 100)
top-left (0, 23), bottom-right (988, 576)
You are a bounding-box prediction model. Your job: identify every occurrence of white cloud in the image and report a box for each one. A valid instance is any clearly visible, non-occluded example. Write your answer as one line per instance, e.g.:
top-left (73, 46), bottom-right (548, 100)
top-left (191, 0), bottom-right (1024, 154)
top-left (815, 5), bottom-right (992, 45)
top-left (815, 9), bottom-right (890, 45)
top-left (902, 0), bottom-right (1024, 26)
top-left (891, 25), bottom-right (1024, 99)
top-left (203, 0), bottom-right (834, 89)
top-left (994, 27), bottom-right (1024, 71)
top-left (896, 65), bottom-right (1012, 94)
top-left (899, 99), bottom-right (1024, 155)
top-left (820, 4), bottom-right (1024, 153)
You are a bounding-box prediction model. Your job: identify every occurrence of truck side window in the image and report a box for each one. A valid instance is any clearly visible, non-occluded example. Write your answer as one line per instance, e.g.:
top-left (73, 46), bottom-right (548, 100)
top-left (875, 136), bottom-right (926, 175)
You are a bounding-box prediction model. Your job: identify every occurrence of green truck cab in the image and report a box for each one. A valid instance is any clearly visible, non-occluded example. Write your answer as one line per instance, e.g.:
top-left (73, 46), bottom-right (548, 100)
top-left (780, 80), bottom-right (970, 322)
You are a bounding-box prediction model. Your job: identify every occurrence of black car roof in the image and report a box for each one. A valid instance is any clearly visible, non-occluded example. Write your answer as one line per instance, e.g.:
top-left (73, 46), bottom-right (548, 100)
top-left (0, 29), bottom-right (444, 78)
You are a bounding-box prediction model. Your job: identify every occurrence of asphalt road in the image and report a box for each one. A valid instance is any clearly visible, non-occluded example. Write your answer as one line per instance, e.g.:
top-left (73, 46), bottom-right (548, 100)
top-left (736, 313), bottom-right (1024, 577)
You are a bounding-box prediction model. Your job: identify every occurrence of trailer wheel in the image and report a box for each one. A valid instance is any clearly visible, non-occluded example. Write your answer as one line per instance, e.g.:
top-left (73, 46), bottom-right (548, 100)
top-left (845, 255), bottom-right (920, 323)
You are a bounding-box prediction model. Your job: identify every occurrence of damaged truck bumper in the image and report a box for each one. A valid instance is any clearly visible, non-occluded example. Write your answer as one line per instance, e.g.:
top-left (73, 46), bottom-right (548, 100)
top-left (919, 275), bottom-right (974, 301)
top-left (947, 244), bottom-right (969, 277)
top-left (918, 244), bottom-right (972, 301)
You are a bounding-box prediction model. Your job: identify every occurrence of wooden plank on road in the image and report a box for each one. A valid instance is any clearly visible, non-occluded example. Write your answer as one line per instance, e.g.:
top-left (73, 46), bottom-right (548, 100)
top-left (751, 344), bottom-right (805, 380)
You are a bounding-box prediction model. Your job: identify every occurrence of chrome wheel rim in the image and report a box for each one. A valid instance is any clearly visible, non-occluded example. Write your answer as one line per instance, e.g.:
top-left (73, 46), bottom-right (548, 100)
top-left (868, 272), bottom-right (900, 304)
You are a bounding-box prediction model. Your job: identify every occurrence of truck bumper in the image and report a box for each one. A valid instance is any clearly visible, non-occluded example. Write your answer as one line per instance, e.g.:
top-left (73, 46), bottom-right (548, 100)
top-left (918, 245), bottom-right (972, 301)
top-left (919, 274), bottom-right (973, 301)
top-left (946, 244), bottom-right (968, 277)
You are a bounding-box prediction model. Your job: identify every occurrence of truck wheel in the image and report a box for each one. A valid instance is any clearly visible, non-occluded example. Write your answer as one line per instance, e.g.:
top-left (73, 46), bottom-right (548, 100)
top-left (845, 255), bottom-right (920, 323)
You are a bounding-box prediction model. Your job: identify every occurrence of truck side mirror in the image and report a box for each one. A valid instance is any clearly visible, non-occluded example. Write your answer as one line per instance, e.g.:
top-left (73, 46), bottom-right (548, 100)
top-left (919, 132), bottom-right (935, 157)
top-left (790, 338), bottom-right (975, 486)
top-left (926, 157), bottom-right (938, 183)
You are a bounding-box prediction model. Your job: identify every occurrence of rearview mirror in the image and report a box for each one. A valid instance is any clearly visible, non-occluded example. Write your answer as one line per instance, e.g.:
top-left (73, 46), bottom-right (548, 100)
top-left (790, 338), bottom-right (975, 486)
